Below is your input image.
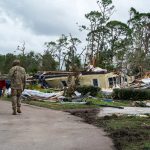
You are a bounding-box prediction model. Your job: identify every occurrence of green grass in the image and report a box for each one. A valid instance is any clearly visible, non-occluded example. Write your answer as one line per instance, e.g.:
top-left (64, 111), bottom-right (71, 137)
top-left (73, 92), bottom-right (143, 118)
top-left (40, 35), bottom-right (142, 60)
top-left (3, 96), bottom-right (132, 110)
top-left (86, 98), bottom-right (132, 107)
top-left (96, 116), bottom-right (150, 150)
top-left (3, 97), bottom-right (97, 110)
top-left (69, 109), bottom-right (150, 150)
top-left (24, 100), bottom-right (97, 110)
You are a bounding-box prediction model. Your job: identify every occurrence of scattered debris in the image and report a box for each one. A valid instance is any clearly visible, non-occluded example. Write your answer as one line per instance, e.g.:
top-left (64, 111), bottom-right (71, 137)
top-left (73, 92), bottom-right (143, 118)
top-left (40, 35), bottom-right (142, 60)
top-left (101, 89), bottom-right (113, 96)
top-left (22, 89), bottom-right (64, 102)
top-left (98, 107), bottom-right (150, 117)
top-left (132, 101), bottom-right (150, 107)
top-left (103, 98), bottom-right (113, 102)
top-left (129, 78), bottom-right (150, 89)
top-left (97, 104), bottom-right (124, 109)
top-left (60, 102), bottom-right (87, 104)
top-left (62, 92), bottom-right (90, 102)
top-left (85, 65), bottom-right (107, 73)
top-left (21, 89), bottom-right (89, 103)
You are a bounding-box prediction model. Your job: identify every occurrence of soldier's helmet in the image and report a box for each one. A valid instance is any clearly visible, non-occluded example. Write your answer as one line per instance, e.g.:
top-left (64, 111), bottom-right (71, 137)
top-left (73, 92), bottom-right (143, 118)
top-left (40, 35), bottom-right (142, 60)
top-left (12, 59), bottom-right (20, 66)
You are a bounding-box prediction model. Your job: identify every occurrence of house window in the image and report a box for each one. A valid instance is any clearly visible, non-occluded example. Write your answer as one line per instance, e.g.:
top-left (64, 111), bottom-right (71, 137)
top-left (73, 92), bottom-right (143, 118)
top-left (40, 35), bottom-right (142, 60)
top-left (61, 81), bottom-right (67, 87)
top-left (113, 77), bottom-right (117, 86)
top-left (108, 78), bottom-right (113, 88)
top-left (117, 76), bottom-right (121, 85)
top-left (122, 77), bottom-right (127, 82)
top-left (93, 79), bottom-right (99, 87)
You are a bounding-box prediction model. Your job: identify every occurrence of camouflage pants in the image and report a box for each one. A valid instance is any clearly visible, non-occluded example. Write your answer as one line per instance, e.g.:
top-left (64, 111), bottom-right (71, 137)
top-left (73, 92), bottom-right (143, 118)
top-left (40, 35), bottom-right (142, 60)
top-left (11, 89), bottom-right (22, 109)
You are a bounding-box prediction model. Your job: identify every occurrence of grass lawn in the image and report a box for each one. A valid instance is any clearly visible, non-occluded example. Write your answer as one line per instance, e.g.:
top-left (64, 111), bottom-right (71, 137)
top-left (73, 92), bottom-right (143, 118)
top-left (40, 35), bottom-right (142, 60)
top-left (24, 100), bottom-right (97, 110)
top-left (86, 98), bottom-right (132, 107)
top-left (2, 97), bottom-right (97, 110)
top-left (70, 109), bottom-right (150, 150)
top-left (99, 116), bottom-right (150, 150)
top-left (3, 96), bottom-right (132, 110)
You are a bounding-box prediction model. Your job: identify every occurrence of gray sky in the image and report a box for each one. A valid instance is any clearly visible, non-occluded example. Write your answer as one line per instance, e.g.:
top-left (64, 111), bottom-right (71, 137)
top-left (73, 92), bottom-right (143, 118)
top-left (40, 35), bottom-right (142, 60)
top-left (0, 0), bottom-right (149, 54)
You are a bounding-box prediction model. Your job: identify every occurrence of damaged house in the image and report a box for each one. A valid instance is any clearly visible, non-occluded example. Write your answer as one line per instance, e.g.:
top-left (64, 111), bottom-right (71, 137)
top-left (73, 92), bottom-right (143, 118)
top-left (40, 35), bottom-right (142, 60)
top-left (35, 70), bottom-right (134, 90)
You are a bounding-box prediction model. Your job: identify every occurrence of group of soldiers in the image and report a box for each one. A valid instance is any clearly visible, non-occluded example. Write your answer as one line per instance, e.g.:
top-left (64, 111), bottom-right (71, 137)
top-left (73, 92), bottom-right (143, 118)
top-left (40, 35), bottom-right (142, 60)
top-left (0, 60), bottom-right (26, 115)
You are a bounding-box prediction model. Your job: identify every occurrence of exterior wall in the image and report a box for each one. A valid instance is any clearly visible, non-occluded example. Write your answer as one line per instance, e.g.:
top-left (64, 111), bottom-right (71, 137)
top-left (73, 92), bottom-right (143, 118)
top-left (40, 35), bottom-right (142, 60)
top-left (79, 74), bottom-right (107, 89)
top-left (46, 77), bottom-right (68, 89)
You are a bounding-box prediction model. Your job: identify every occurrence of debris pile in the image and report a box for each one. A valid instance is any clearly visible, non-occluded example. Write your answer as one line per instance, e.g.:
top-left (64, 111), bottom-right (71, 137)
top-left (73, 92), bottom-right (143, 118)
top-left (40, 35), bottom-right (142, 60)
top-left (132, 101), bottom-right (150, 107)
top-left (85, 65), bottom-right (107, 73)
top-left (98, 107), bottom-right (150, 117)
top-left (21, 89), bottom-right (89, 103)
top-left (22, 89), bottom-right (64, 102)
top-left (129, 78), bottom-right (150, 89)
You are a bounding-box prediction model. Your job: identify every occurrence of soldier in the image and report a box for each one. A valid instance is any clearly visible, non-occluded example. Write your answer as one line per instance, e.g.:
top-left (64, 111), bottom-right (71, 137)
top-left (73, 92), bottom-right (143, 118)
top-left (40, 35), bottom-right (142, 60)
top-left (9, 60), bottom-right (26, 115)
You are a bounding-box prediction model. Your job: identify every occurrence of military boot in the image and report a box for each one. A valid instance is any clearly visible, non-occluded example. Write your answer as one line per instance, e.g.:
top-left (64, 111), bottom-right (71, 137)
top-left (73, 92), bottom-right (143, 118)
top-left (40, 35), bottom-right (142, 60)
top-left (12, 108), bottom-right (17, 115)
top-left (17, 107), bottom-right (22, 113)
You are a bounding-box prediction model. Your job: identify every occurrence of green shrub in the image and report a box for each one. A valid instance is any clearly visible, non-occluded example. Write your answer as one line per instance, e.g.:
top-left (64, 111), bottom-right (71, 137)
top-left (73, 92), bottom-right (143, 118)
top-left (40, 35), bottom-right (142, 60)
top-left (76, 86), bottom-right (101, 97)
top-left (113, 88), bottom-right (150, 100)
top-left (97, 91), bottom-right (104, 98)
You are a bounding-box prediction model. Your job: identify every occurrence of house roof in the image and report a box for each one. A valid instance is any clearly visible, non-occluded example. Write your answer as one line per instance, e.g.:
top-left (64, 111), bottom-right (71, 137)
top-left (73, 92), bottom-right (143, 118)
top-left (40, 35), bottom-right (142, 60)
top-left (29, 70), bottom-right (112, 81)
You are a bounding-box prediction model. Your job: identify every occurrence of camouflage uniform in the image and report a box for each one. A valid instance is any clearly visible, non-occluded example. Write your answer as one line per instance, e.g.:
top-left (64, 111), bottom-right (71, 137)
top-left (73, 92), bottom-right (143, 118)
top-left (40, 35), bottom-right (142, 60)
top-left (9, 65), bottom-right (26, 114)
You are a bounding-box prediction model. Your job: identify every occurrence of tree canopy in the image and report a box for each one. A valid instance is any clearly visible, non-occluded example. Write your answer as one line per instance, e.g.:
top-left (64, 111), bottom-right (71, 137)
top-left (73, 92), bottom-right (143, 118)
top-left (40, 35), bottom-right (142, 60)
top-left (0, 0), bottom-right (149, 75)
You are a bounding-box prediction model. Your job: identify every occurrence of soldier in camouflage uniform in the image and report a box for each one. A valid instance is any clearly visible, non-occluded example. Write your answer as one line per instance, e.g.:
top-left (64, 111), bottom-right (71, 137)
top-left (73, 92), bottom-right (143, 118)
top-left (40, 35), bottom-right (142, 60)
top-left (9, 60), bottom-right (26, 115)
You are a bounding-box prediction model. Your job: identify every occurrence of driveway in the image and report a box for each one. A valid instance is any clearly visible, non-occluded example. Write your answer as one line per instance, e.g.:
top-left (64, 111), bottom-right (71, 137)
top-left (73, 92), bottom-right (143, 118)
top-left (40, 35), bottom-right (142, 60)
top-left (0, 100), bottom-right (114, 150)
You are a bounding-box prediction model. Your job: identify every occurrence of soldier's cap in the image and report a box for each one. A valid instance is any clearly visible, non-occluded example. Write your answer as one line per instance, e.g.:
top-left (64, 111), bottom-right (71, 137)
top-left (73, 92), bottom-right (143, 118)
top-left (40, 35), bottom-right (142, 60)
top-left (12, 59), bottom-right (20, 66)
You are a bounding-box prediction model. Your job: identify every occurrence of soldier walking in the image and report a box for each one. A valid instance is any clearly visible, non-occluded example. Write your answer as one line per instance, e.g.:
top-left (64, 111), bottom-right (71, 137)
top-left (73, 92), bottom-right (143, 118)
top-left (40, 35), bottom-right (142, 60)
top-left (9, 60), bottom-right (26, 115)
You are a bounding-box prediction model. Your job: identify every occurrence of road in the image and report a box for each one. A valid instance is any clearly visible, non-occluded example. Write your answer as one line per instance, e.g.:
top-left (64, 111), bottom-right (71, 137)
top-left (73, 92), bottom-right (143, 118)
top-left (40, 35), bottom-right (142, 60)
top-left (0, 100), bottom-right (114, 150)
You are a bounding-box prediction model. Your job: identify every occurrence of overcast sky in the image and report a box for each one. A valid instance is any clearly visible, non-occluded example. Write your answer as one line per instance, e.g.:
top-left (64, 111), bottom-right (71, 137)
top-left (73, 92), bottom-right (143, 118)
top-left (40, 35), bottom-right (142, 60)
top-left (0, 0), bottom-right (149, 54)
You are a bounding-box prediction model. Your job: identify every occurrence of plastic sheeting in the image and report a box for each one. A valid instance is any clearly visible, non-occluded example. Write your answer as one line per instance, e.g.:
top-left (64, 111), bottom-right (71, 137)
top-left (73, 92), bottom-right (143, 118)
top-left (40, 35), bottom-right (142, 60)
top-left (86, 65), bottom-right (107, 73)
top-left (22, 89), bottom-right (64, 100)
top-left (141, 78), bottom-right (150, 84)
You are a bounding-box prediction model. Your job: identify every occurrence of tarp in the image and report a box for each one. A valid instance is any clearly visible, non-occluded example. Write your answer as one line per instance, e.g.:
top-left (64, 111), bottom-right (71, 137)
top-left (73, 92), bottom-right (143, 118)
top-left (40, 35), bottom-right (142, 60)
top-left (141, 78), bottom-right (150, 84)
top-left (22, 89), bottom-right (64, 101)
top-left (86, 65), bottom-right (107, 73)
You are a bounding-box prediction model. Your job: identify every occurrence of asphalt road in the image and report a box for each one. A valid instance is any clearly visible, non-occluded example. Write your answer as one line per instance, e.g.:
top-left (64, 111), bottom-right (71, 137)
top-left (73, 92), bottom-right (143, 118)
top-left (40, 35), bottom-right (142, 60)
top-left (0, 100), bottom-right (114, 150)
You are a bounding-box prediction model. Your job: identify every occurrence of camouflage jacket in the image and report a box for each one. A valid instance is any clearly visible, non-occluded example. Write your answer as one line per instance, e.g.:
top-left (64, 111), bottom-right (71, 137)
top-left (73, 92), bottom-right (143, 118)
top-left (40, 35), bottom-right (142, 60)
top-left (9, 66), bottom-right (26, 90)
